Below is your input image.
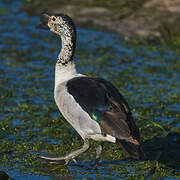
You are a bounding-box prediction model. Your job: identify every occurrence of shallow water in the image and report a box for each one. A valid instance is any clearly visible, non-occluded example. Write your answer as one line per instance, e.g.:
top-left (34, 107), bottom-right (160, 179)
top-left (0, 0), bottom-right (180, 179)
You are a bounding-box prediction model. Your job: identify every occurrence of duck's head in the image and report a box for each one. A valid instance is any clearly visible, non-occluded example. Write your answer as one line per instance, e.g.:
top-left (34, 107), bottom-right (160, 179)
top-left (37, 13), bottom-right (76, 37)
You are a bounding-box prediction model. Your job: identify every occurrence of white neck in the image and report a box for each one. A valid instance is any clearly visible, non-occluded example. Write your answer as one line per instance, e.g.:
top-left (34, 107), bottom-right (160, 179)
top-left (54, 62), bottom-right (77, 88)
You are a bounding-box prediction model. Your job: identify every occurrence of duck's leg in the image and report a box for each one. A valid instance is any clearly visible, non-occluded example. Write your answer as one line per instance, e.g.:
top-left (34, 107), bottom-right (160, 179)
top-left (93, 143), bottom-right (103, 166)
top-left (39, 139), bottom-right (89, 165)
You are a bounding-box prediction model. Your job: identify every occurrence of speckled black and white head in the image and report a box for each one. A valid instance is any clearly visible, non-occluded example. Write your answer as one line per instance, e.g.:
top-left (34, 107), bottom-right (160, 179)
top-left (38, 13), bottom-right (76, 65)
top-left (38, 14), bottom-right (76, 37)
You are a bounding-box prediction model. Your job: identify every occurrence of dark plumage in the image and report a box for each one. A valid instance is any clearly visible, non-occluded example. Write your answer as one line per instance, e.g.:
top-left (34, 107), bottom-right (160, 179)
top-left (67, 77), bottom-right (145, 159)
top-left (37, 13), bottom-right (146, 165)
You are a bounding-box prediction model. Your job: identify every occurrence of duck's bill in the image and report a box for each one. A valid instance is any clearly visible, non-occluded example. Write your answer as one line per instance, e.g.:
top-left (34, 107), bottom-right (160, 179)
top-left (36, 13), bottom-right (50, 30)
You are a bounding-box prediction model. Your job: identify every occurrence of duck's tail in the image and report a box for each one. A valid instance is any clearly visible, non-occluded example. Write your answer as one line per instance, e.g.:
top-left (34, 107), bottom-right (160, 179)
top-left (116, 138), bottom-right (146, 159)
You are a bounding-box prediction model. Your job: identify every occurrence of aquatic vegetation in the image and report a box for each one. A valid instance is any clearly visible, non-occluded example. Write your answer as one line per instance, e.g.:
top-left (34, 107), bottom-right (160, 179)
top-left (0, 0), bottom-right (179, 179)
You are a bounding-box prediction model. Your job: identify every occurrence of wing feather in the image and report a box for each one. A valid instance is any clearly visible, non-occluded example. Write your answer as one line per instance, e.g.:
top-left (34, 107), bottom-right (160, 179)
top-left (66, 77), bottom-right (145, 159)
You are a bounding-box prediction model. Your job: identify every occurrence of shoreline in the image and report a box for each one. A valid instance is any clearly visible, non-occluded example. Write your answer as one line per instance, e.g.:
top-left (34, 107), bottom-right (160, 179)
top-left (24, 0), bottom-right (180, 44)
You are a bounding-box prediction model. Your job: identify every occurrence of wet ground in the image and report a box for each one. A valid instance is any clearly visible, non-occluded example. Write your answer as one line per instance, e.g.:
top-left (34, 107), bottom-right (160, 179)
top-left (25, 0), bottom-right (180, 42)
top-left (0, 0), bottom-right (180, 179)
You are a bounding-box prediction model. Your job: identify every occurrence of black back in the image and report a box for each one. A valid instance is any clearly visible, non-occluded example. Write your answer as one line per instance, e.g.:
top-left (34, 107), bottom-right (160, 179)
top-left (66, 77), bottom-right (140, 141)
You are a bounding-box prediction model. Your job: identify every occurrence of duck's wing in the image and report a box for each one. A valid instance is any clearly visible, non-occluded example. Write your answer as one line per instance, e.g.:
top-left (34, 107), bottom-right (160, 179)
top-left (66, 76), bottom-right (145, 159)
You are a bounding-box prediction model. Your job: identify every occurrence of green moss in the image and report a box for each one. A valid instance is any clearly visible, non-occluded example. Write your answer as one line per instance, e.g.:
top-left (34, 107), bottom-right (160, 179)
top-left (0, 0), bottom-right (179, 178)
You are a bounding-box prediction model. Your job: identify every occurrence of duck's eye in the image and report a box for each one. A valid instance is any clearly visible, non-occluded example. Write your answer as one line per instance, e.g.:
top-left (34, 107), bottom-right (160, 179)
top-left (52, 17), bottom-right (56, 21)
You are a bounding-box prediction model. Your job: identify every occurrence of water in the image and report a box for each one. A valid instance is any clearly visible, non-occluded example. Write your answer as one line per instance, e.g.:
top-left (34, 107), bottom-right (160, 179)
top-left (0, 0), bottom-right (180, 179)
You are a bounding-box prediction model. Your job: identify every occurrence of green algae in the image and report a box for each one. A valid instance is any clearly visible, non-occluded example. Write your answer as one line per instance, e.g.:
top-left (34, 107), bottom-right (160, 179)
top-left (1, 38), bottom-right (180, 178)
top-left (0, 0), bottom-right (180, 179)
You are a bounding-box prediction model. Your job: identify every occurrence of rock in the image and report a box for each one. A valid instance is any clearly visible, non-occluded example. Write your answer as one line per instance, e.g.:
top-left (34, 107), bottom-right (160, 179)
top-left (51, 0), bottom-right (180, 40)
top-left (25, 0), bottom-right (180, 40)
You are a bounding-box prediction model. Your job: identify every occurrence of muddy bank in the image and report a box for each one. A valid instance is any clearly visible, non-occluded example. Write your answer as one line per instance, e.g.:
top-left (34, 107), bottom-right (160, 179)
top-left (24, 0), bottom-right (180, 42)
